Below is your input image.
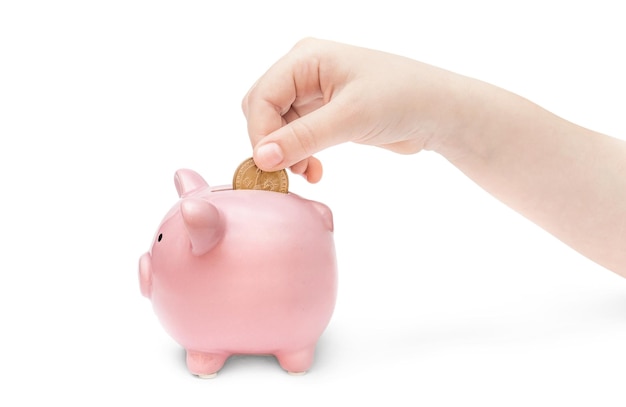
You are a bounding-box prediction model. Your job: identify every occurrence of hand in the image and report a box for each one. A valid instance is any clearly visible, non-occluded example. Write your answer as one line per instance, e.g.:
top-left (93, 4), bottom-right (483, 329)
top-left (242, 37), bottom-right (466, 182)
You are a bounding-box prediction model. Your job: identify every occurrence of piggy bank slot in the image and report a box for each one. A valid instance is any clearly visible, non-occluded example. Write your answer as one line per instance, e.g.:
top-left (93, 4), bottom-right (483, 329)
top-left (210, 185), bottom-right (233, 192)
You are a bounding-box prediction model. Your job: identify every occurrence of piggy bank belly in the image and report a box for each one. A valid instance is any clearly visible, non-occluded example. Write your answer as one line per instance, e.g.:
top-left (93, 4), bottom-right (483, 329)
top-left (152, 251), bottom-right (337, 354)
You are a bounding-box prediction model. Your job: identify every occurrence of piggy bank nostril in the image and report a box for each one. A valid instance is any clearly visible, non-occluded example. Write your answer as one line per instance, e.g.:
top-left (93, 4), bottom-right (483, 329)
top-left (158, 233), bottom-right (163, 242)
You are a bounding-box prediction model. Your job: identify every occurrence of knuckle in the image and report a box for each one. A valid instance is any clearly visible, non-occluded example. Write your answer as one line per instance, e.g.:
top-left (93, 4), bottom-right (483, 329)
top-left (288, 120), bottom-right (318, 156)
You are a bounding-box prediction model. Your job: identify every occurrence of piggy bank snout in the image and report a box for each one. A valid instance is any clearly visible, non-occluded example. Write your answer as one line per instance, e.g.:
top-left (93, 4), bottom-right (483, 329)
top-left (138, 252), bottom-right (152, 298)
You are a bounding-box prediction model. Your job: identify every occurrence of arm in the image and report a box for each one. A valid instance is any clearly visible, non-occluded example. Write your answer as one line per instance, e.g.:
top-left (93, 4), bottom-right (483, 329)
top-left (431, 80), bottom-right (626, 276)
top-left (242, 38), bottom-right (626, 277)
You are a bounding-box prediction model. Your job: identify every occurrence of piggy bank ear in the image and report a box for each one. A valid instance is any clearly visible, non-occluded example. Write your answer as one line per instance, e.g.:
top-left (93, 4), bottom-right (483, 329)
top-left (180, 198), bottom-right (224, 256)
top-left (310, 201), bottom-right (334, 232)
top-left (175, 169), bottom-right (209, 198)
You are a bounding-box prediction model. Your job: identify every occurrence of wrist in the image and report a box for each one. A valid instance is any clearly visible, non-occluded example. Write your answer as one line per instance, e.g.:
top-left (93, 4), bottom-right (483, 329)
top-left (425, 76), bottom-right (528, 165)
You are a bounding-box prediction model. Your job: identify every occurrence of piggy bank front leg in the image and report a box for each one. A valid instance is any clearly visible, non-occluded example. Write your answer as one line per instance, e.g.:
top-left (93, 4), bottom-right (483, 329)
top-left (275, 346), bottom-right (317, 375)
top-left (186, 350), bottom-right (229, 379)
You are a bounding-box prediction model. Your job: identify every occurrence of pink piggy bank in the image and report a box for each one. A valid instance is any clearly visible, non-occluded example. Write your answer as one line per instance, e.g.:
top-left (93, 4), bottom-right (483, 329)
top-left (139, 169), bottom-right (337, 378)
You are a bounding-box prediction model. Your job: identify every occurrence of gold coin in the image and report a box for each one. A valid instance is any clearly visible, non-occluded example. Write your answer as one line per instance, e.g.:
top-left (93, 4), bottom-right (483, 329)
top-left (232, 157), bottom-right (289, 194)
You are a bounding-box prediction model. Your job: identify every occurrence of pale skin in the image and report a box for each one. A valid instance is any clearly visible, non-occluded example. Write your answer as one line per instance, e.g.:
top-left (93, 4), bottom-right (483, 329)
top-left (242, 38), bottom-right (626, 278)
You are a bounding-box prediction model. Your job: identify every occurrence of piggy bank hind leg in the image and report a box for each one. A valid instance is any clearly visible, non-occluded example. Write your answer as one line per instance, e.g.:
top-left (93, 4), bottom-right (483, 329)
top-left (186, 350), bottom-right (229, 379)
top-left (274, 346), bottom-right (317, 376)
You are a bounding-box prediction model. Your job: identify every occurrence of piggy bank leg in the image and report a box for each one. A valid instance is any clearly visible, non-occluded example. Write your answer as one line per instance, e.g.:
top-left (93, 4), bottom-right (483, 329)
top-left (275, 346), bottom-right (316, 375)
top-left (186, 350), bottom-right (228, 379)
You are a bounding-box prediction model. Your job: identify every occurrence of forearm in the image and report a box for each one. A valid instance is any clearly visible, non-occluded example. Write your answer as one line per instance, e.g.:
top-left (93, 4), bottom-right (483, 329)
top-left (432, 80), bottom-right (626, 277)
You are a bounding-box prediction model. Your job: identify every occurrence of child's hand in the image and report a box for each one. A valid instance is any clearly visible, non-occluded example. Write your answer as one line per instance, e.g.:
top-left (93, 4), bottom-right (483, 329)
top-left (241, 37), bottom-right (467, 182)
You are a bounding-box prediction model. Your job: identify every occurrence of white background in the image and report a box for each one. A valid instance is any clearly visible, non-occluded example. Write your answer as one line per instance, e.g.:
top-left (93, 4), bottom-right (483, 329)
top-left (1, 1), bottom-right (625, 405)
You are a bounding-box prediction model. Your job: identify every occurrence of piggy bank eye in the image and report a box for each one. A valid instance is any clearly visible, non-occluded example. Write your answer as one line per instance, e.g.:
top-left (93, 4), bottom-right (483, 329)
top-left (157, 233), bottom-right (163, 242)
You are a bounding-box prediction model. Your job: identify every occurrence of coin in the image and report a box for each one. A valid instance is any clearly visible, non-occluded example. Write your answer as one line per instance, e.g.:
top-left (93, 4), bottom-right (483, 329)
top-left (232, 157), bottom-right (289, 194)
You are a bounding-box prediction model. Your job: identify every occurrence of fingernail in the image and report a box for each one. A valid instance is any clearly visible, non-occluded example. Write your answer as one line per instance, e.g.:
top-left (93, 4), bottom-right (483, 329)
top-left (256, 143), bottom-right (283, 167)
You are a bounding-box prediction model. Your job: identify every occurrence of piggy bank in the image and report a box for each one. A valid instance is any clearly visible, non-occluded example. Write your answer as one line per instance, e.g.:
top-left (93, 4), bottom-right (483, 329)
top-left (139, 169), bottom-right (337, 378)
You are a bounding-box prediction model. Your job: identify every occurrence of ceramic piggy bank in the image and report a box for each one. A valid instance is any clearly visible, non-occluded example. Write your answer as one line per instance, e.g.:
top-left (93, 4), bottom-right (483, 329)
top-left (139, 169), bottom-right (337, 378)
